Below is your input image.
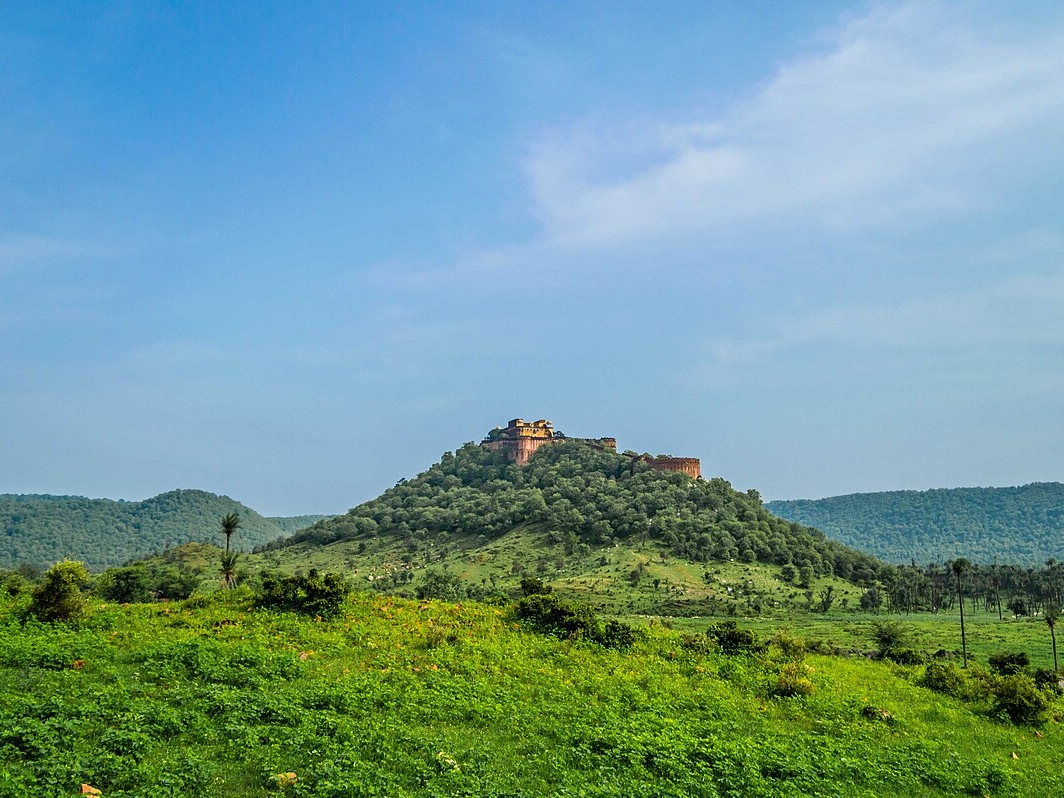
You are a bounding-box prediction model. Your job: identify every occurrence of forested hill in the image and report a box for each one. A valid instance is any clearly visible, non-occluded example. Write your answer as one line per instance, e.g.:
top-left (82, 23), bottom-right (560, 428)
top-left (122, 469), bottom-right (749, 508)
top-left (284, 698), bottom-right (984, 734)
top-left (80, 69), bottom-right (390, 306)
top-left (0, 490), bottom-right (329, 571)
top-left (277, 441), bottom-right (889, 584)
top-left (767, 483), bottom-right (1064, 566)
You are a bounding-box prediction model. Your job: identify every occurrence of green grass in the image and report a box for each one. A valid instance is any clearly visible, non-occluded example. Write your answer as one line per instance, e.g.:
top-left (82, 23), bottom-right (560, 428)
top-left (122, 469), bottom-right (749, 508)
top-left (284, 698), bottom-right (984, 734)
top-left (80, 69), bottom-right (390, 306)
top-left (250, 524), bottom-right (867, 619)
top-left (2, 589), bottom-right (1063, 797)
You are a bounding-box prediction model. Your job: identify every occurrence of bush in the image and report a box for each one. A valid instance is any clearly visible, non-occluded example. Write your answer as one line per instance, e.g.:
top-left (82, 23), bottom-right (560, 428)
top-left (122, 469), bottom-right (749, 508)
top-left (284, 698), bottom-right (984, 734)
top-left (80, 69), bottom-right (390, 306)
top-left (415, 569), bottom-right (467, 601)
top-left (770, 628), bottom-right (806, 660)
top-left (988, 651), bottom-right (1030, 676)
top-left (513, 593), bottom-right (637, 650)
top-left (514, 593), bottom-right (598, 640)
top-left (992, 673), bottom-right (1050, 725)
top-left (256, 570), bottom-right (350, 617)
top-left (28, 560), bottom-right (89, 622)
top-left (520, 577), bottom-right (552, 596)
top-left (707, 621), bottom-right (758, 655)
top-left (921, 661), bottom-right (967, 698)
top-left (884, 647), bottom-right (924, 665)
top-left (599, 619), bottom-right (638, 650)
top-left (871, 620), bottom-right (908, 658)
top-left (771, 662), bottom-right (815, 697)
top-left (1033, 668), bottom-right (1064, 694)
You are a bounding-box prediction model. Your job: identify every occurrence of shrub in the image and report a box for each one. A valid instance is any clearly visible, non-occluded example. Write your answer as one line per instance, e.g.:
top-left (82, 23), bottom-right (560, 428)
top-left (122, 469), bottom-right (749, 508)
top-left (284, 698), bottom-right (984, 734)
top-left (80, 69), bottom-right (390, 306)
top-left (415, 569), bottom-right (467, 601)
top-left (599, 619), bottom-right (639, 650)
top-left (256, 570), bottom-right (350, 617)
top-left (0, 570), bottom-right (29, 597)
top-left (988, 651), bottom-right (1030, 676)
top-left (513, 593), bottom-right (637, 649)
top-left (28, 560), bottom-right (89, 622)
top-left (514, 593), bottom-right (598, 640)
top-left (707, 621), bottom-right (758, 655)
top-left (770, 628), bottom-right (806, 660)
top-left (520, 577), bottom-right (552, 596)
top-left (884, 647), bottom-right (924, 665)
top-left (871, 620), bottom-right (908, 658)
top-left (1033, 668), bottom-right (1063, 694)
top-left (771, 662), bottom-right (815, 697)
top-left (992, 673), bottom-right (1050, 725)
top-left (921, 661), bottom-right (967, 698)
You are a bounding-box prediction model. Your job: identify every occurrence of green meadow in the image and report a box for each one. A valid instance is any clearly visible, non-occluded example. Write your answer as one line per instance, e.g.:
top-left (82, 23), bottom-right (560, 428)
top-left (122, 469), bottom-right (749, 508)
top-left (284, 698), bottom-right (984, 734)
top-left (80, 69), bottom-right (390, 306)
top-left (2, 587), bottom-right (1062, 798)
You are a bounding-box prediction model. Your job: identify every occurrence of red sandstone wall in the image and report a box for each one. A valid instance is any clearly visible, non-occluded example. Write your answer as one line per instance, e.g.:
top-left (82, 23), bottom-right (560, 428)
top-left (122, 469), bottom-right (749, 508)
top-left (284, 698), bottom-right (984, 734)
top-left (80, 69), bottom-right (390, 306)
top-left (646, 457), bottom-right (701, 479)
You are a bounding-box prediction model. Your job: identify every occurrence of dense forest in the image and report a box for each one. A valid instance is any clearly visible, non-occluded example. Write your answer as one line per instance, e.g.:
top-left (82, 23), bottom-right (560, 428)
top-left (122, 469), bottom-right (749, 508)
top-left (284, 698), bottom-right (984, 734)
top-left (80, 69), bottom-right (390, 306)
top-left (0, 490), bottom-right (328, 571)
top-left (277, 441), bottom-right (889, 585)
top-left (767, 483), bottom-right (1064, 566)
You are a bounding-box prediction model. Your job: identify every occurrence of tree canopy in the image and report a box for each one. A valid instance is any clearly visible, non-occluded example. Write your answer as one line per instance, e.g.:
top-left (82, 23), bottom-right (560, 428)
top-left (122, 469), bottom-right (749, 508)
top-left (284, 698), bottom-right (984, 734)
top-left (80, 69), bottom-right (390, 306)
top-left (767, 483), bottom-right (1064, 565)
top-left (279, 441), bottom-right (888, 585)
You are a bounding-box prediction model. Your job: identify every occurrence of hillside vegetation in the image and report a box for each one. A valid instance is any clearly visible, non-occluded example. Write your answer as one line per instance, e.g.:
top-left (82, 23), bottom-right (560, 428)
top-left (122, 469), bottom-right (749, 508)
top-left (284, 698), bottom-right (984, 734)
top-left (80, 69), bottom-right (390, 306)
top-left (2, 586), bottom-right (1063, 797)
top-left (282, 441), bottom-right (887, 578)
top-left (0, 490), bottom-right (329, 571)
top-left (767, 483), bottom-right (1064, 565)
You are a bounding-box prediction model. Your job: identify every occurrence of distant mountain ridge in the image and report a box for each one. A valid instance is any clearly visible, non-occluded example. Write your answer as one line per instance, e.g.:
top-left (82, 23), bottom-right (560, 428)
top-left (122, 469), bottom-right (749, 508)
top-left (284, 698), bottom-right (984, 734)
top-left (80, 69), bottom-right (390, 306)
top-left (0, 489), bottom-right (330, 571)
top-left (767, 482), bottom-right (1064, 566)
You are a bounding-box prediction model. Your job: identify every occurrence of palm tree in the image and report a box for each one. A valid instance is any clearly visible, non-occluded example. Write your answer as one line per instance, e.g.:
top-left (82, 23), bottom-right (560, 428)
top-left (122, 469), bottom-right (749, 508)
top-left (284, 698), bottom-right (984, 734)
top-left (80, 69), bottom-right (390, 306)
top-left (220, 512), bottom-right (241, 556)
top-left (221, 551), bottom-right (239, 589)
top-left (220, 512), bottom-right (241, 589)
top-left (1046, 603), bottom-right (1059, 672)
top-left (952, 558), bottom-right (970, 668)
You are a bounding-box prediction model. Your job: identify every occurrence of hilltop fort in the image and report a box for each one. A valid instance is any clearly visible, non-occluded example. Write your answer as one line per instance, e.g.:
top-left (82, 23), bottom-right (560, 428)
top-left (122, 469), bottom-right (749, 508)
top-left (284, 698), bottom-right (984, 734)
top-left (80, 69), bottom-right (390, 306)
top-left (482, 418), bottom-right (700, 478)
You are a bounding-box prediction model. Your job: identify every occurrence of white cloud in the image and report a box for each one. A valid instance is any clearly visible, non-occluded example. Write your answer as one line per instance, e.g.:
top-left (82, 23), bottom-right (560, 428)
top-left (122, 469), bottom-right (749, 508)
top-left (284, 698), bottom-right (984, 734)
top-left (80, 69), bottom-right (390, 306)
top-left (703, 271), bottom-right (1064, 373)
top-left (527, 2), bottom-right (1064, 248)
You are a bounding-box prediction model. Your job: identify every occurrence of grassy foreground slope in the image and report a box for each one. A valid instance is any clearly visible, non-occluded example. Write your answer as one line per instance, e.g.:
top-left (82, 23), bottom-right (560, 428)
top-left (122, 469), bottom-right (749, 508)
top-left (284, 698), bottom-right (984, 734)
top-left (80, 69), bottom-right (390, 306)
top-left (0, 490), bottom-right (330, 571)
top-left (2, 590), bottom-right (1062, 797)
top-left (767, 483), bottom-right (1064, 565)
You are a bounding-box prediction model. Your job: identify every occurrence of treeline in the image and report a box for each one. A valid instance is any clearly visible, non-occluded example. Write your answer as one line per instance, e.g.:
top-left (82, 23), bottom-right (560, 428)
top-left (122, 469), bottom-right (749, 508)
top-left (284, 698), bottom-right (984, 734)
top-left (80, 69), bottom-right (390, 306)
top-left (0, 490), bottom-right (326, 571)
top-left (870, 559), bottom-right (1064, 617)
top-left (767, 483), bottom-right (1064, 566)
top-left (276, 441), bottom-right (890, 585)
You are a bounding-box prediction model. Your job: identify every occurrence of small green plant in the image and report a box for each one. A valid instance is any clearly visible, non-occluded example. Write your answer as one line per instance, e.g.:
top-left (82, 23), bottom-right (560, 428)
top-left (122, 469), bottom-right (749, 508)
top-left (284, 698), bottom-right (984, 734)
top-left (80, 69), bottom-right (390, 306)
top-left (27, 559), bottom-right (89, 622)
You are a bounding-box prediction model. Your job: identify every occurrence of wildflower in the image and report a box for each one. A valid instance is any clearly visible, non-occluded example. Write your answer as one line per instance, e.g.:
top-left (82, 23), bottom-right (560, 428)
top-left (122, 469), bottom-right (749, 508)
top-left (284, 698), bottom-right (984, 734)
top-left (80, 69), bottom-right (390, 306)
top-left (80, 785), bottom-right (101, 795)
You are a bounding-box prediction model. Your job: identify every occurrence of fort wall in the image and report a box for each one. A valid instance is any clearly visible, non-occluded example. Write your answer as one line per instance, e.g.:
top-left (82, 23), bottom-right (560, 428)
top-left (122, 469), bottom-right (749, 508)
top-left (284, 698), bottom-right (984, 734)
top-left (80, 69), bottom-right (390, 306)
top-left (482, 419), bottom-right (697, 477)
top-left (644, 457), bottom-right (701, 479)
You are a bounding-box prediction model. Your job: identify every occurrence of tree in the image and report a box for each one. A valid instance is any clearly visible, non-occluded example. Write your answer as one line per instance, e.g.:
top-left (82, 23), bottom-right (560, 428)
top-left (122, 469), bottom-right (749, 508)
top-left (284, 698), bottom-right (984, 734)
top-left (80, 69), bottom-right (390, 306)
top-left (220, 551), bottom-right (239, 589)
top-left (1046, 603), bottom-right (1059, 672)
top-left (220, 512), bottom-right (241, 556)
top-left (952, 558), bottom-right (970, 668)
top-left (219, 512), bottom-right (241, 589)
top-left (28, 560), bottom-right (89, 622)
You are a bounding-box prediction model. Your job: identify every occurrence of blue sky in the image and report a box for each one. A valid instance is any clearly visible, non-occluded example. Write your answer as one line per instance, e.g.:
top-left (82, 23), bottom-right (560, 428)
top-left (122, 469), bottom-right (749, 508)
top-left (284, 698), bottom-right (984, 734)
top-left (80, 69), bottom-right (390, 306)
top-left (3, 1), bottom-right (1063, 516)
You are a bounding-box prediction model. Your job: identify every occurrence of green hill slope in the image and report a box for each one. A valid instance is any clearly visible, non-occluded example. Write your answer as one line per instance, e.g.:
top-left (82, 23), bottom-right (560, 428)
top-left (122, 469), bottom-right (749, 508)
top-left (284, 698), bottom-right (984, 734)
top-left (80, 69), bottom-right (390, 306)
top-left (0, 490), bottom-right (329, 571)
top-left (767, 483), bottom-right (1064, 565)
top-left (269, 440), bottom-right (890, 609)
top-left (2, 588), bottom-right (1061, 796)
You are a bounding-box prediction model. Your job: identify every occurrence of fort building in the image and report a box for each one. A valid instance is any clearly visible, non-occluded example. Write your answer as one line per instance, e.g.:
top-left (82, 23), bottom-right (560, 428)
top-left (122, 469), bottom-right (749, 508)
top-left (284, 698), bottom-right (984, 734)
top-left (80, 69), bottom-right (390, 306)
top-left (481, 418), bottom-right (698, 478)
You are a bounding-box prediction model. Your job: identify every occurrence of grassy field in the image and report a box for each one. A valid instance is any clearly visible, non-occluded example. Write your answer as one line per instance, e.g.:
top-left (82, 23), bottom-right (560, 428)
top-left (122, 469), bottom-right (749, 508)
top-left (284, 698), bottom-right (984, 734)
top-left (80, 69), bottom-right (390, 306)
top-left (256, 523), bottom-right (869, 618)
top-left (2, 587), bottom-right (1062, 797)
